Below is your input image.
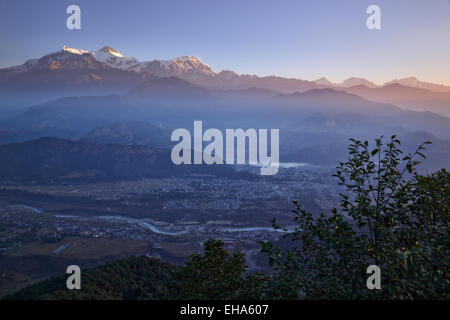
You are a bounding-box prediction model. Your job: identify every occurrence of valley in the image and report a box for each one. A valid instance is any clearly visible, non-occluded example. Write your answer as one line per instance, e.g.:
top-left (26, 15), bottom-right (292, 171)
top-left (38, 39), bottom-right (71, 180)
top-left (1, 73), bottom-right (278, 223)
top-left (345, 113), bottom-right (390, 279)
top-left (0, 164), bottom-right (340, 297)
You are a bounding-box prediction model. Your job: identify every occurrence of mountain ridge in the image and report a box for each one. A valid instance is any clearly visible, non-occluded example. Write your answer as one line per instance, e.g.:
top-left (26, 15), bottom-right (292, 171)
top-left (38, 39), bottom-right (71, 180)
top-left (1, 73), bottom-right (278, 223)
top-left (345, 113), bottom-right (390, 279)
top-left (1, 45), bottom-right (449, 118)
top-left (3, 45), bottom-right (449, 94)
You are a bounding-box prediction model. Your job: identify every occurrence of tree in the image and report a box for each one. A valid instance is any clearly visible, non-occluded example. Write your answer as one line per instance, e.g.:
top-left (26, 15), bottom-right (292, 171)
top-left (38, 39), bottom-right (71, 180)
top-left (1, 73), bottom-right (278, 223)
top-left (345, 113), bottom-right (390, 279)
top-left (175, 239), bottom-right (248, 299)
top-left (262, 136), bottom-right (449, 299)
top-left (174, 239), bottom-right (293, 299)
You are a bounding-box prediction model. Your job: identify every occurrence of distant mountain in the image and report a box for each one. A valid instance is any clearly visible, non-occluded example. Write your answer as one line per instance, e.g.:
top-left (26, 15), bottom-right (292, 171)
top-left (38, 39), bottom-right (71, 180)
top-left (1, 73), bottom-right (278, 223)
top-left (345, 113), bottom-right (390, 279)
top-left (130, 76), bottom-right (209, 97)
top-left (276, 88), bottom-right (401, 116)
top-left (4, 80), bottom-right (450, 143)
top-left (88, 46), bottom-right (215, 80)
top-left (0, 83), bottom-right (400, 135)
top-left (91, 46), bottom-right (140, 70)
top-left (61, 46), bottom-right (218, 86)
top-left (344, 84), bottom-right (450, 117)
top-left (0, 77), bottom-right (223, 140)
top-left (313, 77), bottom-right (378, 88)
top-left (62, 46), bottom-right (319, 92)
top-left (340, 77), bottom-right (378, 88)
top-left (81, 120), bottom-right (170, 148)
top-left (289, 112), bottom-right (389, 134)
top-left (1, 45), bottom-right (449, 132)
top-left (2, 45), bottom-right (449, 113)
top-left (282, 142), bottom-right (349, 166)
top-left (0, 46), bottom-right (155, 109)
top-left (383, 77), bottom-right (450, 93)
top-left (134, 56), bottom-right (216, 82)
top-left (0, 137), bottom-right (169, 182)
top-left (210, 71), bottom-right (319, 93)
top-left (312, 76), bottom-right (450, 93)
top-left (0, 46), bottom-right (153, 86)
top-left (313, 77), bottom-right (334, 86)
top-left (0, 137), bottom-right (240, 182)
top-left (0, 46), bottom-right (321, 100)
top-left (222, 87), bottom-right (280, 99)
top-left (282, 130), bottom-right (450, 173)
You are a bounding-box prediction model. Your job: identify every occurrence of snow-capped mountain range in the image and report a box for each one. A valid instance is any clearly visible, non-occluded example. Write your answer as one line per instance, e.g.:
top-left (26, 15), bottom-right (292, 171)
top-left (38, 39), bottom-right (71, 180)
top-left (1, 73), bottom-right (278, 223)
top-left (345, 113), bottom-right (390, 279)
top-left (1, 45), bottom-right (449, 117)
top-left (3, 45), bottom-right (215, 80)
top-left (89, 46), bottom-right (215, 79)
top-left (3, 45), bottom-right (448, 94)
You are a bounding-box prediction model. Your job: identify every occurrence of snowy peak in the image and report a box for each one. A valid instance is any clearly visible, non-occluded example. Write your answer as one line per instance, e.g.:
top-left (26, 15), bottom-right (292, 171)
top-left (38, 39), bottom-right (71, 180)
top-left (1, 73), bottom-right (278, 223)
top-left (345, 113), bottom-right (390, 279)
top-left (3, 45), bottom-right (216, 80)
top-left (170, 56), bottom-right (215, 76)
top-left (5, 46), bottom-right (106, 72)
top-left (7, 45), bottom-right (448, 94)
top-left (92, 46), bottom-right (138, 70)
top-left (61, 45), bottom-right (123, 58)
top-left (62, 46), bottom-right (89, 55)
top-left (175, 56), bottom-right (206, 65)
top-left (90, 48), bottom-right (214, 78)
top-left (98, 46), bottom-right (123, 58)
top-left (122, 55), bottom-right (216, 79)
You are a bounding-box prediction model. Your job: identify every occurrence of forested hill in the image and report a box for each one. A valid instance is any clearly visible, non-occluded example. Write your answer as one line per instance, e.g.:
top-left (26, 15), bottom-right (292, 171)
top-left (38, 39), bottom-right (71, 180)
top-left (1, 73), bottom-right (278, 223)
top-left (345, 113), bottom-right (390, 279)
top-left (3, 256), bottom-right (177, 300)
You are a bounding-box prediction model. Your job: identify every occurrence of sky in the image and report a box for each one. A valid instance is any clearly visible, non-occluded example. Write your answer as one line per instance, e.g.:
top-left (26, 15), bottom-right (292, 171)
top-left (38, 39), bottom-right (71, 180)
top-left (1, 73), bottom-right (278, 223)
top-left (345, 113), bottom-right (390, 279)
top-left (0, 0), bottom-right (449, 85)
